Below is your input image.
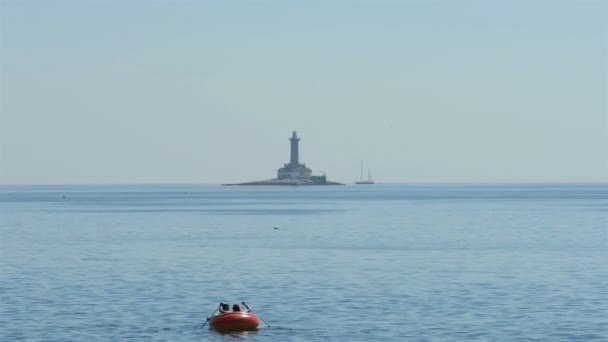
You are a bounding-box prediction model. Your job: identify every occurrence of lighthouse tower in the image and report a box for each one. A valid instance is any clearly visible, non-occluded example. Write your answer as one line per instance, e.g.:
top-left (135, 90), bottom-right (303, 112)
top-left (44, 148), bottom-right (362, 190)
top-left (277, 130), bottom-right (312, 179)
top-left (289, 130), bottom-right (300, 166)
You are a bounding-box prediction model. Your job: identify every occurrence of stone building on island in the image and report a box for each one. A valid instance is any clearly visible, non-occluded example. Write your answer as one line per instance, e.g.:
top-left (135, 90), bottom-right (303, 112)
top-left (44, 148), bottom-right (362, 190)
top-left (223, 131), bottom-right (343, 186)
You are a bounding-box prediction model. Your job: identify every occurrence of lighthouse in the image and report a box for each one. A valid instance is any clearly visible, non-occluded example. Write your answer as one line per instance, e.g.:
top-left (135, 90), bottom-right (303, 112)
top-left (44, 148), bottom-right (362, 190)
top-left (277, 130), bottom-right (311, 180)
top-left (222, 130), bottom-right (343, 185)
top-left (290, 130), bottom-right (300, 165)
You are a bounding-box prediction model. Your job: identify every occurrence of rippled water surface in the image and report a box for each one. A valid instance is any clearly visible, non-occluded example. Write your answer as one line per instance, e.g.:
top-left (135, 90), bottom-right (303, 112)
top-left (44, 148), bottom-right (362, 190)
top-left (1, 184), bottom-right (607, 341)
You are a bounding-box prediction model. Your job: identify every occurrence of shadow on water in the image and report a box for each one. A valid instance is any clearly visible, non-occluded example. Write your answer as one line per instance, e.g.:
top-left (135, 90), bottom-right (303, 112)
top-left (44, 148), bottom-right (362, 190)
top-left (192, 323), bottom-right (301, 339)
top-left (211, 330), bottom-right (260, 339)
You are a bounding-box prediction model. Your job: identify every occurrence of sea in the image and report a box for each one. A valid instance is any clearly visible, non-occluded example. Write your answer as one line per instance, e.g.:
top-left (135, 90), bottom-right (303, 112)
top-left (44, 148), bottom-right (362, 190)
top-left (1, 183), bottom-right (606, 341)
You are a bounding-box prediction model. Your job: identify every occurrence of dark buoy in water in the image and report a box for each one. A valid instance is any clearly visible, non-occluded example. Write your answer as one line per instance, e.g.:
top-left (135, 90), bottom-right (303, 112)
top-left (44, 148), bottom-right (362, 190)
top-left (273, 227), bottom-right (279, 230)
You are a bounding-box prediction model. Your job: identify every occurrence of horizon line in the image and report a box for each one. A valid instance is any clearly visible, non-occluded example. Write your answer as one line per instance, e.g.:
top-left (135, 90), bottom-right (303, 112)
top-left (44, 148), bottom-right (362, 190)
top-left (1, 181), bottom-right (607, 187)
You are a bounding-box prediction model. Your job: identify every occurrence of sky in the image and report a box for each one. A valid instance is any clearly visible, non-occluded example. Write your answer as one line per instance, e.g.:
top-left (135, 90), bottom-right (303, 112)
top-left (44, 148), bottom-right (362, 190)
top-left (1, 0), bottom-right (607, 184)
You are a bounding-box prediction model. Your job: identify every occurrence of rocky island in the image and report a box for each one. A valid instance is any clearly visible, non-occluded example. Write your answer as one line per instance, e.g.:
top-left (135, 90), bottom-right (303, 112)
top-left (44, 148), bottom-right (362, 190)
top-left (222, 131), bottom-right (343, 186)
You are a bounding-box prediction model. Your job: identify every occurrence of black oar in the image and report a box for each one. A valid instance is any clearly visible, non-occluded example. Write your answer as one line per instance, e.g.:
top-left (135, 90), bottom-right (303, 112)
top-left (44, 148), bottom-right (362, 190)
top-left (242, 302), bottom-right (271, 327)
top-left (201, 304), bottom-right (220, 329)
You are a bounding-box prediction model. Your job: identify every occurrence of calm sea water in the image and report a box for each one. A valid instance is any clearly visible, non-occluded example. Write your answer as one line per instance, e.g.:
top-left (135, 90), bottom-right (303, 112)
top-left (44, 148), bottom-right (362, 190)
top-left (1, 184), bottom-right (606, 341)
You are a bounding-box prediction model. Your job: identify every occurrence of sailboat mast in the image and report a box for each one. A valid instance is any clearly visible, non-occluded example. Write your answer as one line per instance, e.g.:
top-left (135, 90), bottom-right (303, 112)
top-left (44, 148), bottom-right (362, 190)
top-left (360, 160), bottom-right (363, 182)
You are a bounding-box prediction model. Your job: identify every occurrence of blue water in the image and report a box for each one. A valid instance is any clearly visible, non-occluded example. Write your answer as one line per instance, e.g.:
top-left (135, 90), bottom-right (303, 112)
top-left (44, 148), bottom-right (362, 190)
top-left (1, 184), bottom-right (607, 341)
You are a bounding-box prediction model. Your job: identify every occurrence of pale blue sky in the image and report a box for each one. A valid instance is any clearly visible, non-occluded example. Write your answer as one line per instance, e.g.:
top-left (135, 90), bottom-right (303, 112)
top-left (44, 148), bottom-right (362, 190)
top-left (1, 0), bottom-right (607, 184)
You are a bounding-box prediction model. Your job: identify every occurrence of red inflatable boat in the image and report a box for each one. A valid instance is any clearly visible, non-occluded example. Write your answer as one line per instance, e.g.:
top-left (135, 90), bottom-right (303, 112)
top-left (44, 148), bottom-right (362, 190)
top-left (209, 311), bottom-right (260, 332)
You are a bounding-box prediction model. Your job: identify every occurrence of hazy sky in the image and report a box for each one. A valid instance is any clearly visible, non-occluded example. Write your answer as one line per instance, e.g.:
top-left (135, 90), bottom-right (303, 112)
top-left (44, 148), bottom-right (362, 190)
top-left (1, 0), bottom-right (607, 184)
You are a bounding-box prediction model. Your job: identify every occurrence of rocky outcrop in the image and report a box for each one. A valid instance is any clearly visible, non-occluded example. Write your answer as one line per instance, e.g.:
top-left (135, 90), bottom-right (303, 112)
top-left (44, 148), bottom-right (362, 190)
top-left (223, 177), bottom-right (343, 186)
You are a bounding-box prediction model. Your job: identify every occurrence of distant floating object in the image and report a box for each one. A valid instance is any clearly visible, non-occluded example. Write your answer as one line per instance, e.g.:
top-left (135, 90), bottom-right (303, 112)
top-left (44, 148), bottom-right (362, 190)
top-left (355, 161), bottom-right (375, 184)
top-left (273, 227), bottom-right (279, 230)
top-left (208, 310), bottom-right (260, 332)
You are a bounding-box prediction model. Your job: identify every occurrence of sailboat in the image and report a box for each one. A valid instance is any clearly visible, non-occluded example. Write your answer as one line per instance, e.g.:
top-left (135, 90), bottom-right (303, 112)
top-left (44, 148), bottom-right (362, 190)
top-left (355, 161), bottom-right (375, 184)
